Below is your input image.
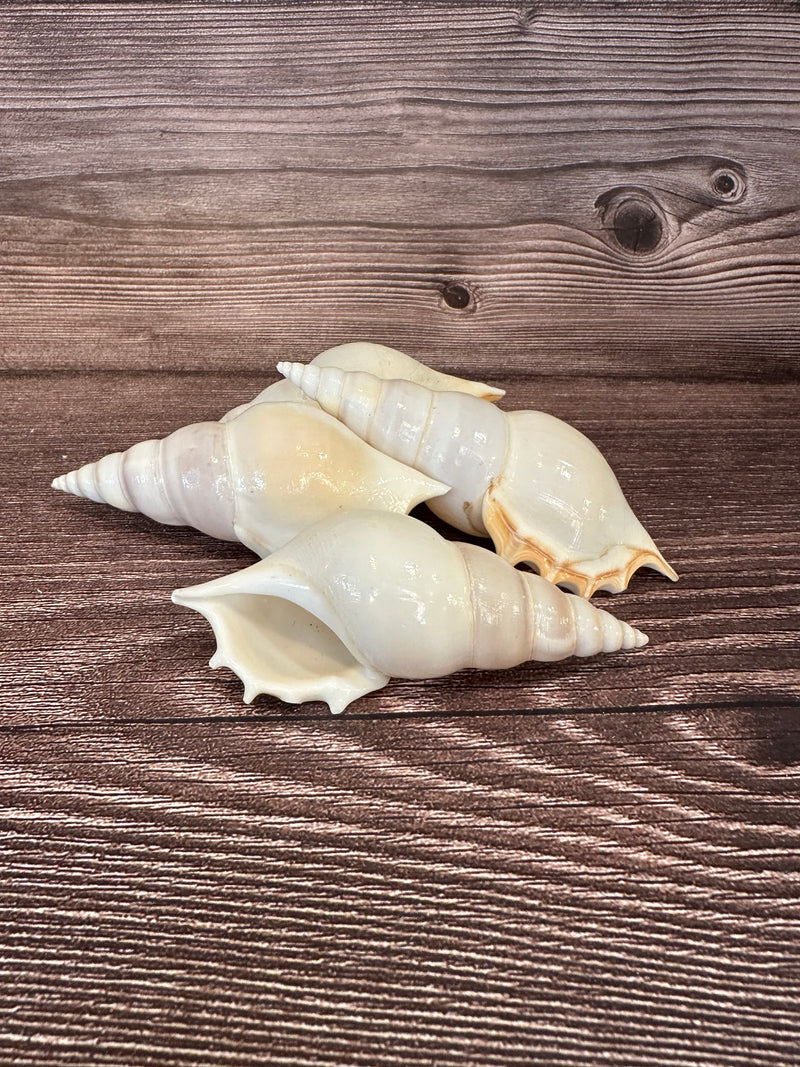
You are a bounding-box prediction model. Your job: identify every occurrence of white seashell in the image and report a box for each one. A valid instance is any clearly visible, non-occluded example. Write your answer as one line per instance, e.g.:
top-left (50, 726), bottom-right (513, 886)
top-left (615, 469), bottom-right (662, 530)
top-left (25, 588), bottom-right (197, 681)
top-left (52, 402), bottom-right (447, 556)
top-left (172, 510), bottom-right (649, 715)
top-left (276, 362), bottom-right (678, 597)
top-left (221, 341), bottom-right (504, 421)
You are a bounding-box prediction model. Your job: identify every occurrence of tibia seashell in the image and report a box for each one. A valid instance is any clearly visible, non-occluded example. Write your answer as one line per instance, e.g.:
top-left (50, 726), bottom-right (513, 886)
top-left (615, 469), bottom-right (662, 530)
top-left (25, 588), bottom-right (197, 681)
top-left (172, 511), bottom-right (649, 715)
top-left (221, 341), bottom-right (504, 421)
top-left (276, 362), bottom-right (678, 598)
top-left (52, 402), bottom-right (447, 556)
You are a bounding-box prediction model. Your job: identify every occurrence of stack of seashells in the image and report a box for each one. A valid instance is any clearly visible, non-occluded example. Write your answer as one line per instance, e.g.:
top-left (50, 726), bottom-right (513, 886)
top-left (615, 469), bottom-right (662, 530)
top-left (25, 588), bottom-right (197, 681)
top-left (52, 342), bottom-right (677, 714)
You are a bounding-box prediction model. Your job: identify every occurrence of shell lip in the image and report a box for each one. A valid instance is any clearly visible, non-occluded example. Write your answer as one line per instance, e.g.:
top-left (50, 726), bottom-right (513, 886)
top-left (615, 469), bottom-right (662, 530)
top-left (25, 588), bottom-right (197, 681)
top-left (172, 563), bottom-right (389, 714)
top-left (483, 485), bottom-right (678, 598)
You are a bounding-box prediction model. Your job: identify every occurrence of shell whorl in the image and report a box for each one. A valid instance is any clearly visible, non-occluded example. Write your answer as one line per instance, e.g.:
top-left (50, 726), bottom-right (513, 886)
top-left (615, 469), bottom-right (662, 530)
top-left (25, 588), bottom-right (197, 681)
top-left (52, 451), bottom-right (138, 512)
top-left (457, 541), bottom-right (647, 669)
top-left (222, 341), bottom-right (505, 421)
top-left (52, 422), bottom-right (237, 542)
top-left (276, 361), bottom-right (508, 536)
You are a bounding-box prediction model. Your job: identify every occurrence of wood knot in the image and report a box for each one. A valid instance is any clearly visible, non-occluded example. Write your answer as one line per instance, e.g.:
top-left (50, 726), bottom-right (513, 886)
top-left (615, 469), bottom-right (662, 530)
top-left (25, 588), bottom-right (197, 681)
top-left (710, 165), bottom-right (746, 203)
top-left (441, 281), bottom-right (474, 310)
top-left (514, 2), bottom-right (540, 31)
top-left (595, 187), bottom-right (670, 257)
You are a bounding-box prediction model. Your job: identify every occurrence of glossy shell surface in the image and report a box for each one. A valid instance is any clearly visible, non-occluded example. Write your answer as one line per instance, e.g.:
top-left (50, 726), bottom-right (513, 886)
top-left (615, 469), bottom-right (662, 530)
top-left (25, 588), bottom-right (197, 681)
top-left (277, 361), bottom-right (678, 596)
top-left (52, 401), bottom-right (447, 556)
top-left (173, 511), bottom-right (649, 714)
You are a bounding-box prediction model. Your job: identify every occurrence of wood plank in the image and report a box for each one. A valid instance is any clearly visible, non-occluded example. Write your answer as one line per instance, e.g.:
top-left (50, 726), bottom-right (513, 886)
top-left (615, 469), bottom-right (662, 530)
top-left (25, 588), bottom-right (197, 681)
top-left (0, 706), bottom-right (797, 1066)
top-left (1, 4), bottom-right (798, 379)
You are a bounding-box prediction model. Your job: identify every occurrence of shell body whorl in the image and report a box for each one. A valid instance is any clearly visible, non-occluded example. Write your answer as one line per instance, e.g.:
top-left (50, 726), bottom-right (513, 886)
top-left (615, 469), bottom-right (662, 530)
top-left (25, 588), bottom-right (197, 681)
top-left (277, 362), bottom-right (678, 597)
top-left (172, 511), bottom-right (649, 714)
top-left (484, 409), bottom-right (678, 595)
top-left (52, 402), bottom-right (447, 556)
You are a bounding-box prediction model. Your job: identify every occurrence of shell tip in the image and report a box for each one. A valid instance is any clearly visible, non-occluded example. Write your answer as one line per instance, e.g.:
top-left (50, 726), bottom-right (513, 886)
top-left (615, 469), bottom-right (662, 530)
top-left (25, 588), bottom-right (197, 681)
top-left (51, 471), bottom-right (81, 496)
top-left (633, 548), bottom-right (678, 586)
top-left (634, 628), bottom-right (649, 649)
top-left (483, 385), bottom-right (506, 401)
top-left (276, 360), bottom-right (305, 387)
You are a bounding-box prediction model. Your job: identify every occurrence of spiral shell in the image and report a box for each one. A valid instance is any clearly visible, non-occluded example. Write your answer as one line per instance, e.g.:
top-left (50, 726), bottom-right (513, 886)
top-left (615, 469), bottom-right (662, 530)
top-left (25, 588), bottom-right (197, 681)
top-left (52, 402), bottom-right (447, 556)
top-left (172, 510), bottom-right (649, 714)
top-left (276, 362), bottom-right (678, 597)
top-left (222, 340), bottom-right (504, 421)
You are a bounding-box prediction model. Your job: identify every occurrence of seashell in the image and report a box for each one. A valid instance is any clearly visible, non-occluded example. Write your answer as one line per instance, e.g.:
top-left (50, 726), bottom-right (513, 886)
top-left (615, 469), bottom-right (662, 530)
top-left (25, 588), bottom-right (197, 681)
top-left (51, 402), bottom-right (447, 556)
top-left (276, 362), bottom-right (678, 597)
top-left (172, 510), bottom-right (649, 715)
top-left (221, 340), bottom-right (504, 421)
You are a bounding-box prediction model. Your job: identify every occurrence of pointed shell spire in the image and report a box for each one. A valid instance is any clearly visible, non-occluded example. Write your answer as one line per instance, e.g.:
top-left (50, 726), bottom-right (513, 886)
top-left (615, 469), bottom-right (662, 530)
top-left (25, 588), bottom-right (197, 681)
top-left (222, 341), bottom-right (504, 421)
top-left (277, 361), bottom-right (678, 597)
top-left (52, 421), bottom-right (237, 541)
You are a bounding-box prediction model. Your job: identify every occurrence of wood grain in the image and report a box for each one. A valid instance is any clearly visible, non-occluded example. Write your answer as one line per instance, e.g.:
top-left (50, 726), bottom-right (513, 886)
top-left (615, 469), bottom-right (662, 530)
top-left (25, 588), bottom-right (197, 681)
top-left (1, 3), bottom-right (799, 1065)
top-left (0, 708), bottom-right (798, 1067)
top-left (1, 4), bottom-right (799, 380)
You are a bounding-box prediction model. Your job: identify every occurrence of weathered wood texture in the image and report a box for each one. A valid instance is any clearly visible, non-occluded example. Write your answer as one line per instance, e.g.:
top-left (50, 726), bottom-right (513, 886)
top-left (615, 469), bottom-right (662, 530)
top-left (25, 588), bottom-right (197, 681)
top-left (1, 3), bottom-right (799, 1066)
top-left (1, 2), bottom-right (800, 380)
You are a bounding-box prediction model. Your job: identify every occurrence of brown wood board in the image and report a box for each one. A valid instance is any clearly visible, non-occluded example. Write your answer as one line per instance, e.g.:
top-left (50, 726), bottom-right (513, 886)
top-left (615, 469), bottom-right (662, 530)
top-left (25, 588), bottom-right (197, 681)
top-left (1, 4), bottom-right (798, 1066)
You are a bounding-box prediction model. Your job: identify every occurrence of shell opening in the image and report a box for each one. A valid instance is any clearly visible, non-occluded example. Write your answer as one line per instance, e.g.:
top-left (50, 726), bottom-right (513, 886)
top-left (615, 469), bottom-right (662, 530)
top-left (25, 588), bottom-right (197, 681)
top-left (484, 476), bottom-right (678, 598)
top-left (172, 579), bottom-right (389, 715)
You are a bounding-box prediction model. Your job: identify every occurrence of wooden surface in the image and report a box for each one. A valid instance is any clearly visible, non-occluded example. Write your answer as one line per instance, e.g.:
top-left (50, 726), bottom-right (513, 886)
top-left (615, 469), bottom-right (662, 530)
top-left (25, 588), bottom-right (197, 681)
top-left (2, 3), bottom-right (799, 1064)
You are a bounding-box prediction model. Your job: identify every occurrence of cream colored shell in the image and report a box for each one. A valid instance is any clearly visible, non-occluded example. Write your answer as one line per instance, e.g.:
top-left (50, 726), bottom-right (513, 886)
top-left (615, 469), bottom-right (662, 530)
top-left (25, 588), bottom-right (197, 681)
top-left (276, 361), bottom-right (678, 597)
top-left (172, 511), bottom-right (649, 714)
top-left (221, 340), bottom-right (504, 421)
top-left (52, 401), bottom-right (447, 556)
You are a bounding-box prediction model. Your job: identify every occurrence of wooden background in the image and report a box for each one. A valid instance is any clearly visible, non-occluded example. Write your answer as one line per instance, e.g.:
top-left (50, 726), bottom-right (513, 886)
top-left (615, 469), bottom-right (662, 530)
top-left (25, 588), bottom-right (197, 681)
top-left (2, 3), bottom-right (799, 1064)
